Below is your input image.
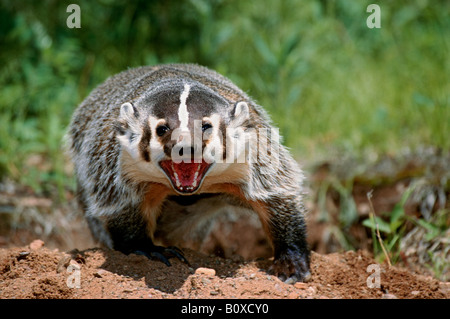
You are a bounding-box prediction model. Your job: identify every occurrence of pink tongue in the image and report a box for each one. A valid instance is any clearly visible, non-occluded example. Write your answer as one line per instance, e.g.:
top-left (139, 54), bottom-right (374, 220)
top-left (172, 162), bottom-right (199, 186)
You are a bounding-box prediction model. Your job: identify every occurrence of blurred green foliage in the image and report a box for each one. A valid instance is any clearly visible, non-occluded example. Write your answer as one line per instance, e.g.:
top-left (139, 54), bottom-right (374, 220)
top-left (0, 0), bottom-right (449, 195)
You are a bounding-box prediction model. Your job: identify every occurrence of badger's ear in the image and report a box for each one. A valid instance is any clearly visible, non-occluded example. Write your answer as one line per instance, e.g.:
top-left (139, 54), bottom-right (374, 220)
top-left (120, 102), bottom-right (139, 122)
top-left (115, 102), bottom-right (139, 135)
top-left (231, 101), bottom-right (249, 127)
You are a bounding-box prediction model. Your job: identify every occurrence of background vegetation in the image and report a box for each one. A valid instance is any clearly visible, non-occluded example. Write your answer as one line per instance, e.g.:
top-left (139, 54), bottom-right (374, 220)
top-left (1, 0), bottom-right (449, 193)
top-left (0, 0), bottom-right (448, 278)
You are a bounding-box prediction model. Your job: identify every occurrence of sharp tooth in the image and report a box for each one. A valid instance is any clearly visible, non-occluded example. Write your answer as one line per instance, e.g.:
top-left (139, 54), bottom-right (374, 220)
top-left (192, 163), bottom-right (202, 188)
top-left (174, 172), bottom-right (181, 187)
top-left (171, 161), bottom-right (181, 188)
top-left (192, 172), bottom-right (198, 187)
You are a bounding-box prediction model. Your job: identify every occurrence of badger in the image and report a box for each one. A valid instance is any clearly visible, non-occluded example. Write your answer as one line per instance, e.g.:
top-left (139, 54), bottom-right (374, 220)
top-left (67, 63), bottom-right (311, 282)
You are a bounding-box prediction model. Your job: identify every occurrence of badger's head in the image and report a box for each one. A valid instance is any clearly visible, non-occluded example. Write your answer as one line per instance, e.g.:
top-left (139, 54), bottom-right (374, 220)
top-left (115, 79), bottom-right (251, 195)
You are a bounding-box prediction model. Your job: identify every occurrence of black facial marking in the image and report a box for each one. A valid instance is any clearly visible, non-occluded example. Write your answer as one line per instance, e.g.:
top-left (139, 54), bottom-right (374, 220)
top-left (139, 124), bottom-right (151, 162)
top-left (219, 120), bottom-right (227, 161)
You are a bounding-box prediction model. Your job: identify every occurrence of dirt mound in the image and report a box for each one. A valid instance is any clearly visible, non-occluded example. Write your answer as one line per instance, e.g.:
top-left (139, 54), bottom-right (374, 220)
top-left (0, 241), bottom-right (447, 299)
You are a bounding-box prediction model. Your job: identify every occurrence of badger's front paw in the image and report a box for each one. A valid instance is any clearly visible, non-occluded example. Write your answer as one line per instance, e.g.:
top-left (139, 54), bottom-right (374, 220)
top-left (270, 248), bottom-right (311, 284)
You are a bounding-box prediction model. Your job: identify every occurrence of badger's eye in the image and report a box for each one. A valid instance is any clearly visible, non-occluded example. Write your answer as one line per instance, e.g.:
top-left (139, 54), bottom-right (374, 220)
top-left (156, 125), bottom-right (169, 136)
top-left (202, 123), bottom-right (212, 132)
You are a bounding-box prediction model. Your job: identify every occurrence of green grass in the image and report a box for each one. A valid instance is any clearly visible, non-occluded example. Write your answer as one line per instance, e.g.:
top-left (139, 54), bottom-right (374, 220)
top-left (0, 0), bottom-right (449, 194)
top-left (363, 186), bottom-right (415, 264)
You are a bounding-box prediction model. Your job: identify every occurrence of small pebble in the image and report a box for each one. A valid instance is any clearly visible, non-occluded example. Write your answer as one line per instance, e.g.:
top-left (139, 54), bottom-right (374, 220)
top-left (294, 282), bottom-right (308, 290)
top-left (29, 239), bottom-right (44, 250)
top-left (195, 267), bottom-right (216, 277)
top-left (94, 269), bottom-right (109, 278)
top-left (17, 251), bottom-right (30, 261)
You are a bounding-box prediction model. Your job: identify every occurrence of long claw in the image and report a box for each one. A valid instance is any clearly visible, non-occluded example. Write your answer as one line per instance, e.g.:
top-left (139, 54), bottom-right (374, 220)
top-left (132, 246), bottom-right (189, 267)
top-left (166, 246), bottom-right (190, 266)
top-left (150, 251), bottom-right (172, 267)
top-left (133, 250), bottom-right (171, 266)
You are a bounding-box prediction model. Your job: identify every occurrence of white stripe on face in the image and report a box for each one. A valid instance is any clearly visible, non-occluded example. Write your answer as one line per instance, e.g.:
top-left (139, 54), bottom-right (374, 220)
top-left (178, 84), bottom-right (191, 132)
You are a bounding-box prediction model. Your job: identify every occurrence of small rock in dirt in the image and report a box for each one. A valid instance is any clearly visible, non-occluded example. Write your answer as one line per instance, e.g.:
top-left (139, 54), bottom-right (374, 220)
top-left (382, 293), bottom-right (398, 299)
top-left (210, 291), bottom-right (219, 296)
top-left (17, 251), bottom-right (30, 261)
top-left (410, 291), bottom-right (420, 296)
top-left (29, 239), bottom-right (44, 250)
top-left (195, 267), bottom-right (216, 277)
top-left (294, 282), bottom-right (308, 290)
top-left (307, 286), bottom-right (317, 294)
top-left (94, 269), bottom-right (109, 278)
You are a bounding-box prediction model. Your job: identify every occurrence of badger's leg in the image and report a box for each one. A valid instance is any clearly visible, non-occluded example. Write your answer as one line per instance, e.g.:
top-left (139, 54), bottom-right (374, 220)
top-left (252, 198), bottom-right (311, 283)
top-left (86, 206), bottom-right (188, 266)
top-left (79, 180), bottom-right (187, 266)
top-left (206, 183), bottom-right (311, 282)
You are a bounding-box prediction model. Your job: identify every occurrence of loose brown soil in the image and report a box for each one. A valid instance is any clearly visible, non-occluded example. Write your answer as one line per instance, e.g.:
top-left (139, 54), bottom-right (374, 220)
top-left (0, 241), bottom-right (447, 299)
top-left (1, 150), bottom-right (448, 299)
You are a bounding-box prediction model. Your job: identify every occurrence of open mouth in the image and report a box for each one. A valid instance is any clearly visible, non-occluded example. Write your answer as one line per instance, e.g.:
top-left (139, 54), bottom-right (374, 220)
top-left (159, 160), bottom-right (211, 194)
